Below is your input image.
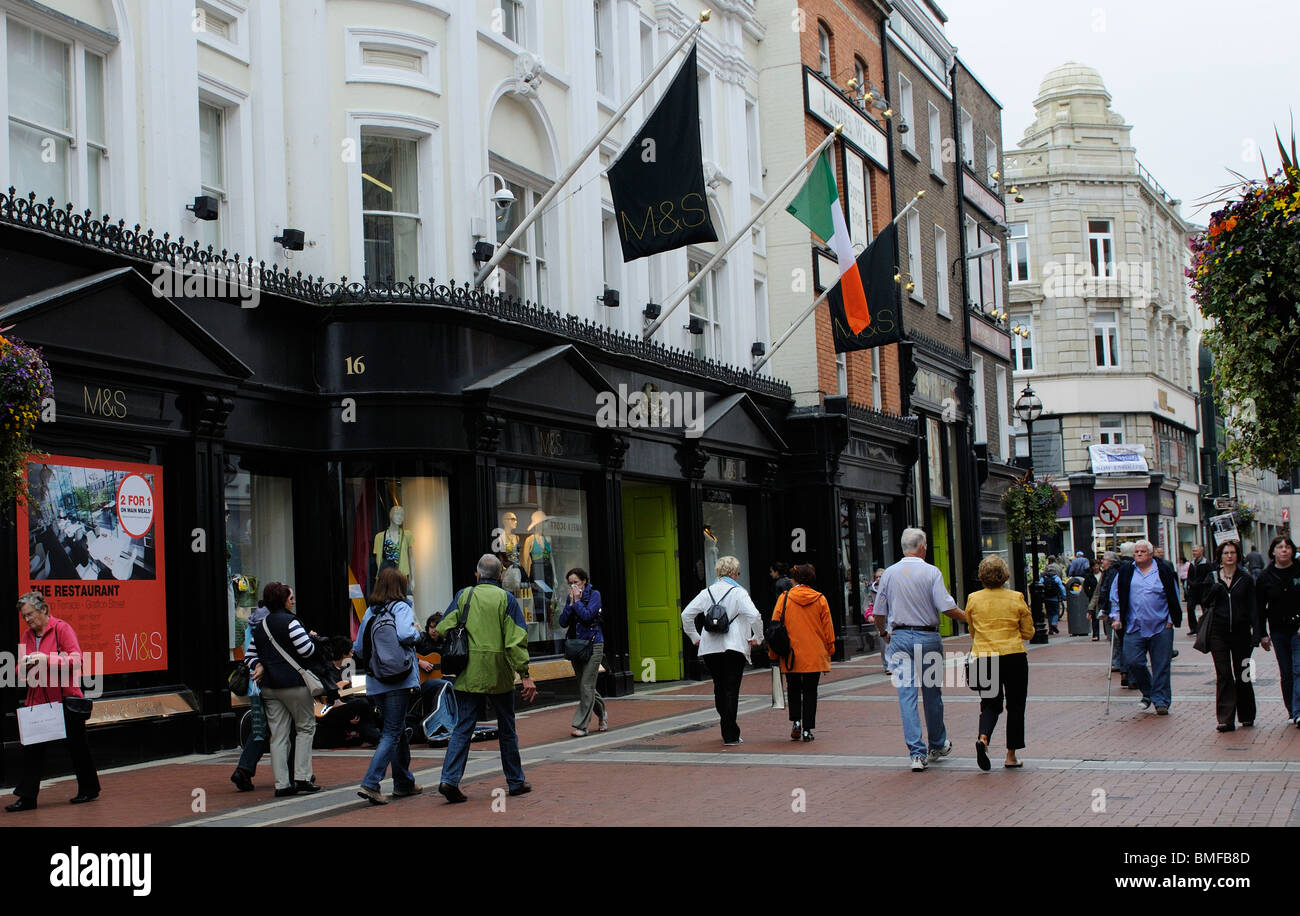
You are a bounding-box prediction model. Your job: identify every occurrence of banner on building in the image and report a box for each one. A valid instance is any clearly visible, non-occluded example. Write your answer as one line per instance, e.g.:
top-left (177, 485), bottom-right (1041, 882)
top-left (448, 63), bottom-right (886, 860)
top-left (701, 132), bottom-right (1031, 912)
top-left (608, 44), bottom-right (717, 261)
top-left (17, 456), bottom-right (167, 674)
top-left (1210, 512), bottom-right (1240, 548)
top-left (829, 222), bottom-right (902, 352)
top-left (1089, 443), bottom-right (1149, 475)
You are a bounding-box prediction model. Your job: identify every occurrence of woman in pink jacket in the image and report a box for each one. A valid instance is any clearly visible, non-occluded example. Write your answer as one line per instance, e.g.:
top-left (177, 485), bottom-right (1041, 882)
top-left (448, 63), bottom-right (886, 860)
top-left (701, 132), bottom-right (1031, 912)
top-left (5, 592), bottom-right (100, 812)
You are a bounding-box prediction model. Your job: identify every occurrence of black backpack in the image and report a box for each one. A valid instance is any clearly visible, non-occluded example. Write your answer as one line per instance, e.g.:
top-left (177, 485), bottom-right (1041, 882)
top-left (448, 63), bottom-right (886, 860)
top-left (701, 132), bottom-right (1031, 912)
top-left (765, 589), bottom-right (794, 666)
top-left (703, 585), bottom-right (738, 633)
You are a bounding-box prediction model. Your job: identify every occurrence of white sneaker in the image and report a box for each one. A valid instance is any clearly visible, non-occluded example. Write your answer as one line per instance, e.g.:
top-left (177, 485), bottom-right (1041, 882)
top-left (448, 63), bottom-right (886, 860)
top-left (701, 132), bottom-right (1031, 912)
top-left (910, 756), bottom-right (928, 772)
top-left (928, 739), bottom-right (953, 761)
top-left (723, 737), bottom-right (744, 746)
top-left (1138, 698), bottom-right (1153, 711)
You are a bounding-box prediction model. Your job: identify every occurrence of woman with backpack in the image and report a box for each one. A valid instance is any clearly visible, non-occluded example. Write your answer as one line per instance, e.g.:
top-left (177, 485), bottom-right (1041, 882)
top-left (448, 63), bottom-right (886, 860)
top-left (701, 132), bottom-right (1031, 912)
top-left (352, 567), bottom-right (421, 805)
top-left (1041, 564), bottom-right (1066, 635)
top-left (680, 556), bottom-right (763, 746)
top-left (768, 564), bottom-right (836, 742)
top-left (245, 582), bottom-right (320, 797)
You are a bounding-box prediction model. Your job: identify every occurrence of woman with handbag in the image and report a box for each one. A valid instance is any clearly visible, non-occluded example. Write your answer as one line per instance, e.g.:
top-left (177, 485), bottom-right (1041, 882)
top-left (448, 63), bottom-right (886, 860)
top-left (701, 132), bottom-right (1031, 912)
top-left (559, 567), bottom-right (607, 737)
top-left (964, 556), bottom-right (1034, 771)
top-left (5, 592), bottom-right (100, 812)
top-left (1257, 535), bottom-right (1300, 725)
top-left (767, 564), bottom-right (835, 742)
top-left (246, 581), bottom-right (322, 797)
top-left (1203, 541), bottom-right (1260, 732)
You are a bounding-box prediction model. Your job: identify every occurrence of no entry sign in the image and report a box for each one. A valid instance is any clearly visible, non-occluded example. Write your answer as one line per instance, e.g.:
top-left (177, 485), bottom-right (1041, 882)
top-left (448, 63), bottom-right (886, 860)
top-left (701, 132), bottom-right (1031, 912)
top-left (1098, 497), bottom-right (1123, 526)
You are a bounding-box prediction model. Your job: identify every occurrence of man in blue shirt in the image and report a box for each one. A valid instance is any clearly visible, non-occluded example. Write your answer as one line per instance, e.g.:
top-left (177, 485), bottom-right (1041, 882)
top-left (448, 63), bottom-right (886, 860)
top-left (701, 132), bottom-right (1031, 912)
top-left (1110, 539), bottom-right (1180, 714)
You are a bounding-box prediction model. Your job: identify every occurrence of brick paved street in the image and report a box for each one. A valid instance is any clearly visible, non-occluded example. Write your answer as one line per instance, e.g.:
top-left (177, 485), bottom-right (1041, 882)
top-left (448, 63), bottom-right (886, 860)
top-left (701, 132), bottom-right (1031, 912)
top-left (5, 633), bottom-right (1300, 828)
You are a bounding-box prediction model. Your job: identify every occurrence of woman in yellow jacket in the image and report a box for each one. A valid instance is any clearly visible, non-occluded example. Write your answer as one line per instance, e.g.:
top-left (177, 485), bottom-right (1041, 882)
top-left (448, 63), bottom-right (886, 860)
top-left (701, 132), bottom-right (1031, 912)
top-left (965, 555), bottom-right (1035, 770)
top-left (769, 564), bottom-right (836, 742)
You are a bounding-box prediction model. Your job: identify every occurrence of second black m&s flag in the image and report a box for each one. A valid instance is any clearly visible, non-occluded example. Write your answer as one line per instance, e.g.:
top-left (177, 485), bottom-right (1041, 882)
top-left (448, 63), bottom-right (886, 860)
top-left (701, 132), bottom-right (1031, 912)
top-left (608, 44), bottom-right (717, 261)
top-left (830, 222), bottom-right (902, 353)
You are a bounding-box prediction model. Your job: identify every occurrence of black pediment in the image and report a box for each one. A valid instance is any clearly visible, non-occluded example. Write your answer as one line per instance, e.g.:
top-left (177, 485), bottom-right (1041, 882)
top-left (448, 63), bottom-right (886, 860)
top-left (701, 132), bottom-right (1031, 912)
top-left (0, 267), bottom-right (252, 384)
top-left (698, 392), bottom-right (787, 451)
top-left (462, 344), bottom-right (613, 419)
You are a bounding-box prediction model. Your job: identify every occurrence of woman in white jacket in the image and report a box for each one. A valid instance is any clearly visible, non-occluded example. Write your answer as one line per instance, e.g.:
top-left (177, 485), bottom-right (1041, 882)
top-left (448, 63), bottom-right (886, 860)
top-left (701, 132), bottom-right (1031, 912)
top-left (681, 556), bottom-right (763, 746)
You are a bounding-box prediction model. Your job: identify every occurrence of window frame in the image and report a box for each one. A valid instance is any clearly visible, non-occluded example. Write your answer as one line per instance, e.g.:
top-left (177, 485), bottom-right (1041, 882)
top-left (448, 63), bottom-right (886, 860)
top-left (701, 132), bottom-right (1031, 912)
top-left (1093, 308), bottom-right (1121, 368)
top-left (959, 107), bottom-right (974, 167)
top-left (1012, 315), bottom-right (1034, 372)
top-left (927, 101), bottom-right (941, 173)
top-left (490, 156), bottom-right (553, 305)
top-left (593, 0), bottom-right (612, 99)
top-left (197, 100), bottom-right (227, 251)
top-left (1098, 415), bottom-right (1124, 445)
top-left (934, 223), bottom-right (949, 317)
top-left (898, 73), bottom-right (915, 154)
top-left (687, 247), bottom-right (723, 362)
top-left (816, 23), bottom-right (831, 77)
top-left (907, 209), bottom-right (923, 301)
top-left (1008, 221), bottom-right (1030, 283)
top-left (361, 131), bottom-right (422, 284)
top-left (972, 354), bottom-right (987, 444)
top-left (1088, 218), bottom-right (1115, 278)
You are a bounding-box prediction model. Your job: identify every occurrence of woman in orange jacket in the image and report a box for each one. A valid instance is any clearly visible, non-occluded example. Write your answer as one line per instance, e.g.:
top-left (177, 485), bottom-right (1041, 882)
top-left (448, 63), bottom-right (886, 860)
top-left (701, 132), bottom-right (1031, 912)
top-left (769, 563), bottom-right (836, 742)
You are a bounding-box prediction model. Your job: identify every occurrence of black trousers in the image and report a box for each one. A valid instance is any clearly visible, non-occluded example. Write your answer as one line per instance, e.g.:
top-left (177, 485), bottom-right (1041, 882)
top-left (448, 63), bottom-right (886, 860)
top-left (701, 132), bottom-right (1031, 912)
top-left (16, 705), bottom-right (100, 800)
top-left (1209, 626), bottom-right (1256, 727)
top-left (977, 652), bottom-right (1028, 751)
top-left (1186, 601), bottom-right (1200, 633)
top-left (704, 650), bottom-right (746, 743)
top-left (786, 672), bottom-right (822, 729)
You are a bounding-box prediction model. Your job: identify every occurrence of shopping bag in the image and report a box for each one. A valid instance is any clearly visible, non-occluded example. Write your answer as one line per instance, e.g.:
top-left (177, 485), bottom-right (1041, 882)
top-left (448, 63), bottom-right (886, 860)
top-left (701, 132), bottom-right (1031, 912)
top-left (17, 702), bottom-right (66, 745)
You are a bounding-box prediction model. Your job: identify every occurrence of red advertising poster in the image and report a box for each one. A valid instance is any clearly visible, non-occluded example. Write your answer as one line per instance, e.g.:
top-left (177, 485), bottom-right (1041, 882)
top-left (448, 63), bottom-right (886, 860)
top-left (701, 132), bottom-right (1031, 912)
top-left (17, 455), bottom-right (167, 674)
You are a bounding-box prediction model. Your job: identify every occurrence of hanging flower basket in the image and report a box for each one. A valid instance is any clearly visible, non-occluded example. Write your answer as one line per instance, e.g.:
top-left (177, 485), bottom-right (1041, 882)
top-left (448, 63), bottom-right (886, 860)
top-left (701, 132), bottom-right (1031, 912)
top-left (0, 334), bottom-right (53, 504)
top-left (1002, 472), bottom-right (1065, 543)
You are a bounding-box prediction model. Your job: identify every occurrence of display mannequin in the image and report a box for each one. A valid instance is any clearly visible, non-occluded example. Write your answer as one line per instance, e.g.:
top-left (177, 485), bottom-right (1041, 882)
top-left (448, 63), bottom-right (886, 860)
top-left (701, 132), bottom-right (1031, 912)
top-left (373, 505), bottom-right (414, 585)
top-left (499, 511), bottom-right (521, 566)
top-left (521, 510), bottom-right (555, 625)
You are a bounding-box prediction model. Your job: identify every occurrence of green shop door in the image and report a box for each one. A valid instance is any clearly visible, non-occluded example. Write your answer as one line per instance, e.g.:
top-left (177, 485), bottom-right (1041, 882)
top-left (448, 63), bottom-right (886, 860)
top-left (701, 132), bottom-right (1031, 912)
top-left (930, 507), bottom-right (955, 636)
top-left (622, 484), bottom-right (681, 682)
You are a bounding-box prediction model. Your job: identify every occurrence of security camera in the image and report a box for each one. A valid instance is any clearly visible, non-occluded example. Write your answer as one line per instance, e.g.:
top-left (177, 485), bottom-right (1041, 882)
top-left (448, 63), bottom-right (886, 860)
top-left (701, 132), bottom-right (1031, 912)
top-left (491, 186), bottom-right (515, 214)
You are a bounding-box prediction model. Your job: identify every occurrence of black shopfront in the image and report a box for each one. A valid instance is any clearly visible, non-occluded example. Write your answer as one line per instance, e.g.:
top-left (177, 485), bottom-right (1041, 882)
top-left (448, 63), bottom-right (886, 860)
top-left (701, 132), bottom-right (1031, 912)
top-left (0, 196), bottom-right (797, 771)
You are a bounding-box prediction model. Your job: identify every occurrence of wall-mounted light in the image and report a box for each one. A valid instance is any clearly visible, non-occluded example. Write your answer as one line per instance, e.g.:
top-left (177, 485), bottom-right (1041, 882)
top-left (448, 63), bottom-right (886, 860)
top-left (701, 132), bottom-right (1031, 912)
top-left (642, 301), bottom-right (662, 320)
top-left (1009, 185), bottom-right (1024, 203)
top-left (751, 341), bottom-right (766, 357)
top-left (897, 120), bottom-right (910, 134)
top-left (187, 195), bottom-right (219, 221)
top-left (472, 241), bottom-right (496, 263)
top-left (686, 316), bottom-right (705, 335)
top-left (273, 229), bottom-right (305, 251)
top-left (597, 287), bottom-right (619, 308)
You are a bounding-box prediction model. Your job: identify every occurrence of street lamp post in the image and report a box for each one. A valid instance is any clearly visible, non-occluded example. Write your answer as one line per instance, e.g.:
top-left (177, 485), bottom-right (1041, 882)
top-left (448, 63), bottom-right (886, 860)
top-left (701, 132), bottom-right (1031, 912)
top-left (1014, 383), bottom-right (1049, 644)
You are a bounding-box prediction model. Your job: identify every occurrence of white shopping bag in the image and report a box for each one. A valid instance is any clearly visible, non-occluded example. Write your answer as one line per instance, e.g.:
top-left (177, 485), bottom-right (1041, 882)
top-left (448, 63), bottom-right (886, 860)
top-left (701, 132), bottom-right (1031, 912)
top-left (17, 702), bottom-right (66, 746)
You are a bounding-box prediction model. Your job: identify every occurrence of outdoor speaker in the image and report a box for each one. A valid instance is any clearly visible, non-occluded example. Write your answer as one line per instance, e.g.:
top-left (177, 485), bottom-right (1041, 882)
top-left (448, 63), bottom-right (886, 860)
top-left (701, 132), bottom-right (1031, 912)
top-left (189, 195), bottom-right (219, 221)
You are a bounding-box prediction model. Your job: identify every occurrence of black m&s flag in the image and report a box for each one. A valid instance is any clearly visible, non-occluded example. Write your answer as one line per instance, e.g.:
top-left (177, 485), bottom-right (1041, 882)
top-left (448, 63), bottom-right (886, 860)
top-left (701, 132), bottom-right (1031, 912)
top-left (608, 44), bottom-right (717, 261)
top-left (830, 222), bottom-right (903, 353)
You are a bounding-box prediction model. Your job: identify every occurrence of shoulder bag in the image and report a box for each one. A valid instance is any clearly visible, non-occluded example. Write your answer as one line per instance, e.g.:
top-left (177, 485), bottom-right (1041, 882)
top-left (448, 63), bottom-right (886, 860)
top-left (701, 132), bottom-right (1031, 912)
top-left (563, 601), bottom-right (596, 664)
top-left (52, 622), bottom-right (93, 719)
top-left (441, 587), bottom-right (475, 677)
top-left (1193, 571), bottom-right (1219, 654)
top-left (261, 619), bottom-right (326, 696)
top-left (765, 589), bottom-right (794, 667)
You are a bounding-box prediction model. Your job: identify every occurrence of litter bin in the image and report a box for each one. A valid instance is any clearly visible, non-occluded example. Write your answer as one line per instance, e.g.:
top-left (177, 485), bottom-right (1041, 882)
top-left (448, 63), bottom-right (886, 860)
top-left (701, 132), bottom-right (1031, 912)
top-left (1029, 583), bottom-right (1049, 643)
top-left (1065, 576), bottom-right (1090, 635)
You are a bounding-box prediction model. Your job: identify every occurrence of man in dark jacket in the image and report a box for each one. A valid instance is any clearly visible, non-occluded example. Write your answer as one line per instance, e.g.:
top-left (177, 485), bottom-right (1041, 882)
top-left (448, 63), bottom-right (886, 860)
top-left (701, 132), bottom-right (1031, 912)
top-left (1246, 544), bottom-right (1266, 579)
top-left (1110, 540), bottom-right (1180, 715)
top-left (1184, 544), bottom-right (1213, 637)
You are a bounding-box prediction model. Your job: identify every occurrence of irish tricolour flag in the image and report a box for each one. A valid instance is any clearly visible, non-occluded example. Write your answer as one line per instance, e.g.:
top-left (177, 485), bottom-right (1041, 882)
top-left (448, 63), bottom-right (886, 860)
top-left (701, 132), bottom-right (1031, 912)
top-left (786, 151), bottom-right (871, 333)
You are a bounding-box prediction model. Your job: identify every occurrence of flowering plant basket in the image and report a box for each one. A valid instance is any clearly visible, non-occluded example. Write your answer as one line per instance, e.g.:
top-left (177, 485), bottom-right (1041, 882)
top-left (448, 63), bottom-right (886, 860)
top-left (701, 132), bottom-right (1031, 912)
top-left (0, 334), bottom-right (52, 504)
top-left (1190, 127), bottom-right (1300, 473)
top-left (1002, 473), bottom-right (1065, 543)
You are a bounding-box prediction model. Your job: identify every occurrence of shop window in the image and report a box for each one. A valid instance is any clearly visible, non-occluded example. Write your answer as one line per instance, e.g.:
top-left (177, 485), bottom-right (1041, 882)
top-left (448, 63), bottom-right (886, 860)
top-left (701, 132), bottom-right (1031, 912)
top-left (703, 500), bottom-right (749, 593)
top-left (497, 468), bottom-right (590, 655)
top-left (224, 459), bottom-right (295, 660)
top-left (343, 471), bottom-right (454, 630)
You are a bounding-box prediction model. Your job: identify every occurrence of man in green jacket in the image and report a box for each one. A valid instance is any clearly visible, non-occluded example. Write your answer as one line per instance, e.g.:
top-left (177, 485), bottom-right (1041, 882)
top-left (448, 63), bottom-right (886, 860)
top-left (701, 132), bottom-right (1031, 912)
top-left (435, 554), bottom-right (537, 803)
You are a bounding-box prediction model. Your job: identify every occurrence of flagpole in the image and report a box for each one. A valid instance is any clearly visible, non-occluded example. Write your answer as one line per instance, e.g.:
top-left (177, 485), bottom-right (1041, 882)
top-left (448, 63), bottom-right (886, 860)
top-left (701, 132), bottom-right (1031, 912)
top-left (473, 10), bottom-right (711, 288)
top-left (642, 126), bottom-right (843, 341)
top-left (752, 190), bottom-right (925, 374)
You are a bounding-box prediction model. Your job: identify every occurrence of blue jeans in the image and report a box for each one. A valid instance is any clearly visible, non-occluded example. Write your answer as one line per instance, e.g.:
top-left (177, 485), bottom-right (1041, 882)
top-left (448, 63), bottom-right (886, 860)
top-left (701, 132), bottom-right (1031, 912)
top-left (1124, 625), bottom-right (1174, 708)
top-left (440, 690), bottom-right (525, 790)
top-left (1271, 630), bottom-right (1300, 718)
top-left (236, 694), bottom-right (267, 775)
top-left (362, 689), bottom-right (415, 792)
top-left (888, 629), bottom-right (947, 758)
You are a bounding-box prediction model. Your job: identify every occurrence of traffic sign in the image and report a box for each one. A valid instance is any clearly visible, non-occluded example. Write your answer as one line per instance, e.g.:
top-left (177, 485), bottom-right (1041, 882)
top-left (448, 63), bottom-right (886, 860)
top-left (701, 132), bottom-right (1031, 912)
top-left (1284, 507), bottom-right (1291, 523)
top-left (1097, 497), bottom-right (1123, 526)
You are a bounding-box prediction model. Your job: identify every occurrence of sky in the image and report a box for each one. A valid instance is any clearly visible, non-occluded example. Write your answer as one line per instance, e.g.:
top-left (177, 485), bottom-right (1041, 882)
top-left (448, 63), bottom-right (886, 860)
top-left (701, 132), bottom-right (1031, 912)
top-left (942, 0), bottom-right (1299, 226)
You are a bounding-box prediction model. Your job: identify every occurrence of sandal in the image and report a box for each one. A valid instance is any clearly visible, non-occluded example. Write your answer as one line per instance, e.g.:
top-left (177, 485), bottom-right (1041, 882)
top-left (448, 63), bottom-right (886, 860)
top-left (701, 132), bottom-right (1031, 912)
top-left (597, 715), bottom-right (609, 732)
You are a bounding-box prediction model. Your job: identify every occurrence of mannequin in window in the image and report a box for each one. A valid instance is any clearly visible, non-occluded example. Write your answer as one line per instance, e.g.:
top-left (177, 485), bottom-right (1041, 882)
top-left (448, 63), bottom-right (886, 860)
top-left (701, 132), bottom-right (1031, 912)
top-left (521, 510), bottom-right (555, 623)
top-left (373, 505), bottom-right (414, 587)
top-left (499, 510), bottom-right (521, 567)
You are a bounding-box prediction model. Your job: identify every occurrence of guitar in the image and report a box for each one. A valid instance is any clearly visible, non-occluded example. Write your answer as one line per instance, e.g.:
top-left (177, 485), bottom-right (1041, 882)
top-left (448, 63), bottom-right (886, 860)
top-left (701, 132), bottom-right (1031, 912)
top-left (418, 652), bottom-right (442, 684)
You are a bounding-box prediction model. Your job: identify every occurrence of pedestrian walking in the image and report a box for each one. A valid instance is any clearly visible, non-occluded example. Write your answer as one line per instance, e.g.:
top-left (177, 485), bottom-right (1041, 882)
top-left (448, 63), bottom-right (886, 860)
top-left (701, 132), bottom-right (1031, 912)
top-left (353, 567), bottom-right (421, 804)
top-left (873, 527), bottom-right (967, 772)
top-left (1110, 543), bottom-right (1136, 685)
top-left (230, 601), bottom-right (270, 791)
top-left (435, 554), bottom-right (537, 803)
top-left (1087, 552), bottom-right (1118, 642)
top-left (1109, 540), bottom-right (1179, 716)
top-left (246, 582), bottom-right (320, 797)
top-left (1257, 535), bottom-right (1300, 724)
top-left (5, 593), bottom-right (100, 812)
top-left (768, 563), bottom-right (835, 742)
top-left (559, 567), bottom-right (608, 737)
top-left (681, 556), bottom-right (763, 747)
top-left (770, 561), bottom-right (793, 599)
top-left (965, 557), bottom-right (1034, 770)
top-left (1201, 541), bottom-right (1260, 732)
top-left (1067, 551), bottom-right (1090, 577)
top-left (1185, 544), bottom-right (1212, 638)
top-left (1040, 564), bottom-right (1066, 635)
top-left (1246, 544), bottom-right (1266, 580)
